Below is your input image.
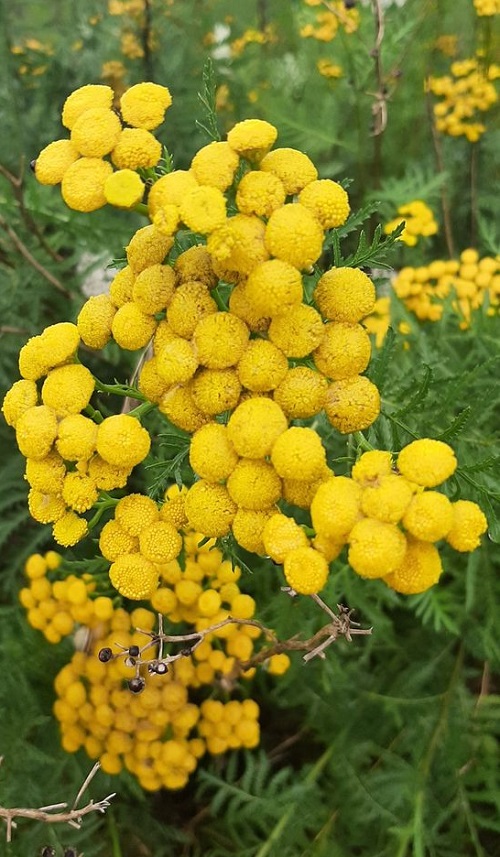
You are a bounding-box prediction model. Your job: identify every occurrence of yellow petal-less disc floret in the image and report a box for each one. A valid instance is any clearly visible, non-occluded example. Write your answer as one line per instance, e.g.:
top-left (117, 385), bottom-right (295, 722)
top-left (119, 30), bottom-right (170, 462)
top-left (87, 455), bottom-right (132, 491)
top-left (147, 170), bottom-right (198, 219)
top-left (159, 384), bottom-right (210, 433)
top-left (119, 82), bottom-right (172, 130)
top-left (273, 367), bottom-right (327, 419)
top-left (16, 405), bottom-right (58, 460)
top-left (109, 554), bottom-right (159, 600)
top-left (62, 84), bottom-right (114, 129)
top-left (227, 397), bottom-right (288, 458)
top-left (397, 439), bottom-right (457, 488)
top-left (352, 450), bottom-right (393, 485)
top-left (70, 107), bottom-right (122, 158)
top-left (325, 375), bottom-right (380, 434)
top-left (283, 546), bottom-right (329, 595)
top-left (267, 653), bottom-right (291, 675)
top-left (260, 147), bottom-right (318, 194)
top-left (179, 186), bottom-right (227, 234)
top-left (111, 127), bottom-right (162, 170)
top-left (226, 118), bottom-right (278, 161)
top-left (96, 414), bottom-right (151, 469)
top-left (236, 170), bottom-right (286, 217)
top-left (244, 259), bottom-right (303, 318)
top-left (191, 368), bottom-right (241, 416)
top-left (313, 322), bottom-right (371, 380)
top-left (99, 519), bottom-right (138, 562)
top-left (132, 264), bottom-right (177, 314)
top-left (268, 304), bottom-right (324, 358)
top-left (77, 294), bottom-right (116, 349)
top-left (41, 364), bottom-right (95, 417)
top-left (184, 481), bottom-right (237, 537)
top-left (52, 511), bottom-right (89, 547)
top-left (262, 513), bottom-right (308, 563)
top-left (115, 493), bottom-right (159, 536)
top-left (56, 414), bottom-right (98, 461)
top-left (167, 281), bottom-right (217, 338)
top-left (228, 283), bottom-right (270, 332)
top-left (445, 500), bottom-right (488, 551)
top-left (348, 518), bottom-right (407, 579)
top-left (61, 158), bottom-right (113, 212)
top-left (226, 459), bottom-right (282, 510)
top-left (104, 169), bottom-right (145, 209)
top-left (232, 508), bottom-right (276, 554)
top-left (111, 302), bottom-right (157, 350)
top-left (402, 491), bottom-right (453, 541)
top-left (62, 472), bottom-right (99, 513)
top-left (2, 379), bottom-right (38, 427)
top-left (283, 472), bottom-right (331, 510)
top-left (156, 338), bottom-right (198, 386)
top-left (192, 312), bottom-right (250, 369)
top-left (28, 489), bottom-right (66, 524)
top-left (25, 451), bottom-right (66, 494)
top-left (174, 245), bottom-right (217, 289)
top-left (313, 267), bottom-right (376, 323)
top-left (265, 203), bottom-right (324, 270)
top-left (311, 476), bottom-right (361, 541)
top-left (298, 179), bottom-right (350, 228)
top-left (34, 139), bottom-right (80, 185)
top-left (190, 141), bottom-right (239, 191)
top-left (109, 266), bottom-right (135, 307)
top-left (126, 224), bottom-right (173, 274)
top-left (360, 474), bottom-right (414, 524)
top-left (189, 423), bottom-right (239, 482)
top-left (207, 214), bottom-right (269, 276)
top-left (383, 537), bottom-right (443, 594)
top-left (271, 427), bottom-right (327, 482)
top-left (139, 522), bottom-right (183, 564)
top-left (237, 339), bottom-right (288, 392)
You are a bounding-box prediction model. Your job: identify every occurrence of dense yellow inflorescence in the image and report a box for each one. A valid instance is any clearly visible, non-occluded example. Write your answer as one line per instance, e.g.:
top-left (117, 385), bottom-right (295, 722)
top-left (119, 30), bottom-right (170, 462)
top-left (427, 58), bottom-right (499, 142)
top-left (384, 200), bottom-right (438, 247)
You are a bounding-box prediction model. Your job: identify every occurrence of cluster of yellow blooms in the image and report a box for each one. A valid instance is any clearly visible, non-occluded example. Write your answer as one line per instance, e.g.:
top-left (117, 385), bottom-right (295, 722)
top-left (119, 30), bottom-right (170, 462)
top-left (393, 248), bottom-right (500, 327)
top-left (22, 534), bottom-right (287, 792)
top-left (316, 59), bottom-right (343, 79)
top-left (427, 58), bottom-right (499, 142)
top-left (384, 200), bottom-right (438, 247)
top-left (473, 0), bottom-right (500, 15)
top-left (230, 25), bottom-right (277, 58)
top-left (299, 0), bottom-right (359, 41)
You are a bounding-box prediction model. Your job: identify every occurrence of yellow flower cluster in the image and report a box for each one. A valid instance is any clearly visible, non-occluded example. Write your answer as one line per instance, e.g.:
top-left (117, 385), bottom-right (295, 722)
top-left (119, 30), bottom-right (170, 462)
top-left (33, 81), bottom-right (171, 210)
top-left (473, 0), bottom-right (500, 15)
top-left (393, 249), bottom-right (499, 327)
top-left (231, 25), bottom-right (277, 57)
top-left (384, 200), bottom-right (438, 247)
top-left (316, 59), bottom-right (343, 79)
top-left (300, 0), bottom-right (359, 41)
top-left (19, 551), bottom-right (114, 644)
top-left (427, 58), bottom-right (499, 142)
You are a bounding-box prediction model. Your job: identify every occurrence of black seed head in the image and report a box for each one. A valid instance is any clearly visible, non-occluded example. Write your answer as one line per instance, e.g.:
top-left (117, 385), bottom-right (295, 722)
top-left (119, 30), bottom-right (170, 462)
top-left (128, 676), bottom-right (146, 694)
top-left (155, 662), bottom-right (168, 674)
top-left (98, 647), bottom-right (113, 663)
top-left (128, 644), bottom-right (140, 658)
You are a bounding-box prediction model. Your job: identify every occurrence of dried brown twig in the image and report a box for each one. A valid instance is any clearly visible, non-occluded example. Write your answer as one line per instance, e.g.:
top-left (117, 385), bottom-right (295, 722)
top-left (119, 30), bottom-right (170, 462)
top-left (0, 761), bottom-right (115, 843)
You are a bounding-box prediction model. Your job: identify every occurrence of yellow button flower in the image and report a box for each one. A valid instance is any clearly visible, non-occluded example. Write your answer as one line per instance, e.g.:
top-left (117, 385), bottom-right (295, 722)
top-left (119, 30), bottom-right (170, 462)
top-left (273, 367), bottom-right (327, 418)
top-left (2, 379), bottom-right (38, 427)
top-left (41, 363), bottom-right (95, 417)
top-left (267, 653), bottom-right (291, 675)
top-left (207, 214), bottom-right (269, 276)
top-left (156, 338), bottom-right (198, 385)
top-left (104, 169), bottom-right (145, 209)
top-left (348, 518), bottom-right (407, 578)
top-left (111, 301), bottom-right (157, 350)
top-left (191, 368), bottom-right (241, 415)
top-left (115, 493), bottom-right (159, 536)
top-left (179, 185), bottom-right (227, 234)
top-left (314, 267), bottom-right (376, 323)
top-left (268, 304), bottom-right (324, 357)
top-left (52, 511), bottom-right (89, 547)
top-left (19, 322), bottom-right (80, 381)
top-left (262, 512), bottom-right (308, 563)
top-left (260, 147), bottom-right (318, 194)
top-left (159, 383), bottom-right (210, 433)
top-left (244, 258), bottom-right (303, 318)
top-left (237, 339), bottom-right (288, 392)
top-left (99, 519), bottom-right (138, 562)
top-left (109, 265), bottom-right (135, 307)
top-left (119, 81), bottom-right (172, 130)
top-left (227, 397), bottom-right (288, 458)
top-left (184, 481), bottom-right (237, 537)
top-left (402, 491), bottom-right (453, 541)
top-left (313, 322), bottom-right (371, 380)
top-left (147, 170), bottom-right (198, 219)
top-left (360, 474), bottom-right (414, 523)
top-left (70, 107), bottom-right (122, 157)
top-left (167, 281), bottom-right (217, 338)
top-left (228, 282), bottom-right (270, 332)
top-left (265, 203), bottom-right (324, 270)
top-left (34, 139), bottom-right (80, 185)
top-left (190, 141), bottom-right (239, 190)
top-left (25, 451), bottom-right (66, 494)
top-left (62, 471), bottom-right (99, 513)
top-left (283, 472), bottom-right (330, 510)
top-left (109, 553), bottom-right (159, 600)
top-left (283, 546), bottom-right (329, 595)
top-left (232, 508), bottom-right (275, 554)
top-left (111, 127), bottom-right (162, 170)
top-left (62, 84), bottom-right (114, 129)
top-left (61, 157), bottom-right (113, 211)
top-left (325, 375), bottom-right (380, 434)
top-left (271, 427), bottom-right (327, 482)
top-left (397, 439), bottom-right (457, 488)
top-left (383, 537), bottom-right (443, 594)
top-left (174, 245), bottom-right (217, 289)
top-left (227, 118), bottom-right (277, 161)
top-left (236, 170), bottom-right (286, 217)
top-left (56, 414), bottom-right (97, 461)
top-left (16, 405), bottom-right (58, 460)
top-left (28, 489), bottom-right (66, 524)
top-left (87, 454), bottom-right (132, 491)
top-left (352, 450), bottom-right (393, 485)
top-left (138, 357), bottom-right (168, 405)
top-left (311, 476), bottom-right (361, 541)
top-left (299, 179), bottom-right (350, 228)
top-left (77, 294), bottom-right (117, 349)
top-left (227, 459), bottom-right (282, 510)
top-left (96, 414), bottom-right (151, 469)
top-left (193, 312), bottom-right (250, 369)
top-left (189, 422), bottom-right (239, 482)
top-left (139, 521), bottom-right (183, 564)
top-left (126, 224), bottom-right (173, 274)
top-left (445, 500), bottom-right (488, 551)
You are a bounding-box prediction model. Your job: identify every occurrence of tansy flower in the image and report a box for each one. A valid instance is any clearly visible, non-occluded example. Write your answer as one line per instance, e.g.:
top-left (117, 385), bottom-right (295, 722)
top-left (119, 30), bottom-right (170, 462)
top-left (159, 384), bottom-right (210, 433)
top-left (237, 339), bottom-right (288, 392)
top-left (226, 459), bottom-right (282, 510)
top-left (104, 169), bottom-right (145, 209)
top-left (70, 107), bottom-right (122, 157)
top-left (265, 203), bottom-right (324, 270)
top-left (28, 489), bottom-right (66, 524)
top-left (167, 281), bottom-right (217, 338)
top-left (34, 139), bottom-right (80, 185)
top-left (226, 118), bottom-right (278, 161)
top-left (235, 170), bottom-right (286, 217)
top-left (56, 414), bottom-right (98, 461)
top-left (207, 214), bottom-right (269, 276)
top-left (313, 322), bottom-right (371, 380)
top-left (313, 532), bottom-right (344, 562)
top-left (61, 84), bottom-right (114, 129)
top-left (283, 546), bottom-right (329, 595)
top-left (159, 486), bottom-right (188, 531)
top-left (352, 450), bottom-right (393, 485)
top-left (244, 258), bottom-right (303, 317)
top-left (147, 170), bottom-right (198, 220)
top-left (184, 481), bottom-right (237, 537)
top-left (25, 451), bottom-right (66, 494)
top-left (132, 264), bottom-right (176, 315)
top-left (41, 364), bottom-right (95, 417)
top-left (111, 302), bottom-right (157, 350)
top-left (271, 427), bottom-right (327, 482)
top-left (383, 537), bottom-right (442, 594)
top-left (156, 338), bottom-right (198, 385)
top-left (61, 158), bottom-right (113, 211)
top-left (283, 472), bottom-right (330, 510)
top-left (299, 179), bottom-right (350, 228)
top-left (111, 127), bottom-right (162, 170)
top-left (445, 500), bottom-right (488, 551)
top-left (109, 553), bottom-right (159, 599)
top-left (16, 405), bottom-right (58, 459)
top-left (397, 439), bottom-right (457, 488)
top-left (402, 491), bottom-right (453, 541)
top-left (52, 511), bottom-right (89, 547)
top-left (139, 521), bottom-right (183, 564)
top-left (325, 375), bottom-right (381, 433)
top-left (273, 366), bottom-right (327, 418)
top-left (189, 423), bottom-right (239, 482)
top-left (191, 368), bottom-right (241, 415)
top-left (174, 245), bottom-right (217, 289)
top-left (360, 474), bottom-right (414, 524)
top-left (268, 304), bottom-right (324, 357)
top-left (193, 312), bottom-right (250, 369)
top-left (109, 265), bottom-right (135, 307)
top-left (314, 267), bottom-right (376, 323)
top-left (267, 653), bottom-right (291, 675)
top-left (260, 147), bottom-right (318, 194)
top-left (126, 224), bottom-right (173, 273)
top-left (87, 454), bottom-right (132, 491)
top-left (151, 203), bottom-right (181, 236)
top-left (311, 476), bottom-right (362, 541)
top-left (96, 414), bottom-right (151, 469)
top-left (138, 357), bottom-right (170, 403)
top-left (119, 82), bottom-right (172, 130)
top-left (62, 471), bottom-right (99, 513)
top-left (2, 379), bottom-right (38, 427)
top-left (228, 282), bottom-right (270, 332)
top-left (115, 493), bottom-right (159, 536)
top-left (226, 397), bottom-right (288, 458)
top-left (179, 186), bottom-right (227, 234)
top-left (190, 141), bottom-right (239, 190)
top-left (348, 518), bottom-right (407, 578)
top-left (232, 508), bottom-right (275, 554)
top-left (262, 513), bottom-right (308, 563)
top-left (77, 294), bottom-right (116, 349)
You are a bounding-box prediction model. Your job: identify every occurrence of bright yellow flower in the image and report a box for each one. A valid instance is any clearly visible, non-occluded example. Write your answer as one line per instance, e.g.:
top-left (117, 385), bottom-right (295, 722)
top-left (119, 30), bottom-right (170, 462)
top-left (236, 170), bottom-right (286, 217)
top-left (109, 265), bottom-right (135, 307)
top-left (268, 304), bottom-right (324, 357)
top-left (244, 258), bottom-right (303, 318)
top-left (189, 422), bottom-right (239, 482)
top-left (445, 500), bottom-right (488, 551)
top-left (119, 82), bottom-right (172, 130)
top-left (191, 368), bottom-right (242, 415)
top-left (56, 414), bottom-right (98, 461)
top-left (77, 294), bottom-right (116, 349)
top-left (193, 312), bottom-right (250, 369)
top-left (156, 338), bottom-right (198, 385)
top-left (2, 379), bottom-right (38, 427)
top-left (147, 170), bottom-right (198, 220)
top-left (179, 186), bottom-right (227, 234)
top-left (402, 491), bottom-right (453, 541)
top-left (52, 511), bottom-right (89, 547)
top-left (314, 267), bottom-right (376, 323)
top-left (265, 203), bottom-right (324, 270)
top-left (360, 474), bottom-right (414, 524)
top-left (87, 454), bottom-right (132, 491)
top-left (384, 537), bottom-right (442, 594)
top-left (299, 179), bottom-right (349, 228)
top-left (96, 414), bottom-right (151, 469)
top-left (232, 508), bottom-right (275, 554)
top-left (62, 84), bottom-right (114, 129)
top-left (271, 427), bottom-right (327, 482)
top-left (34, 139), bottom-right (80, 185)
top-left (109, 553), bottom-right (159, 600)
top-left (112, 127), bottom-right (162, 170)
top-left (262, 512), bottom-right (308, 563)
top-left (260, 147), bottom-right (317, 194)
top-left (167, 281), bottom-right (217, 338)
top-left (184, 481), bottom-right (237, 537)
top-left (325, 375), bottom-right (380, 434)
top-left (111, 302), bottom-right (157, 350)
top-left (283, 546), bottom-right (329, 595)
top-left (226, 397), bottom-right (288, 458)
top-left (174, 245), bottom-right (217, 289)
top-left (115, 493), bottom-right (159, 536)
top-left (41, 364), bottom-right (95, 417)
top-left (348, 518), bottom-right (407, 578)
top-left (313, 322), bottom-right (371, 380)
top-left (99, 519), bottom-right (138, 562)
top-left (62, 471), bottom-right (99, 512)
top-left (126, 224), bottom-right (173, 273)
top-left (28, 489), bottom-right (66, 524)
top-left (159, 383), bottom-right (210, 433)
top-left (16, 405), bottom-right (58, 460)
top-left (70, 107), bottom-right (122, 157)
top-left (139, 521), bottom-right (183, 564)
top-left (227, 459), bottom-right (282, 510)
top-left (311, 476), bottom-right (361, 541)
top-left (104, 169), bottom-right (145, 209)
top-left (207, 214), bottom-right (269, 276)
top-left (25, 451), bottom-right (66, 494)
top-left (273, 366), bottom-right (327, 418)
top-left (227, 118), bottom-right (277, 161)
top-left (237, 339), bottom-right (288, 392)
top-left (190, 141), bottom-right (239, 190)
top-left (61, 157), bottom-right (113, 211)
top-left (132, 264), bottom-right (177, 314)
top-left (397, 439), bottom-right (457, 488)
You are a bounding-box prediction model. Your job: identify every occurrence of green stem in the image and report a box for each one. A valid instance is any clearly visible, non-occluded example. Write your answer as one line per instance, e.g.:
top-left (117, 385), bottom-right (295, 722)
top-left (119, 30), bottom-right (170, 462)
top-left (108, 809), bottom-right (123, 857)
top-left (84, 404), bottom-right (104, 424)
top-left (94, 377), bottom-right (147, 401)
top-left (87, 497), bottom-right (119, 530)
top-left (352, 431), bottom-right (375, 453)
top-left (128, 400), bottom-right (157, 419)
top-left (133, 202), bottom-right (149, 217)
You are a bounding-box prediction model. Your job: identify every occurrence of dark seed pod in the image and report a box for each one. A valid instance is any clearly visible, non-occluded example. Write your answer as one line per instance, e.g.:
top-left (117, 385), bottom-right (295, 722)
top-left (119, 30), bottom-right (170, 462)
top-left (98, 647), bottom-right (113, 662)
top-left (181, 646), bottom-right (193, 657)
top-left (128, 676), bottom-right (146, 694)
top-left (155, 662), bottom-right (168, 675)
top-left (128, 645), bottom-right (140, 658)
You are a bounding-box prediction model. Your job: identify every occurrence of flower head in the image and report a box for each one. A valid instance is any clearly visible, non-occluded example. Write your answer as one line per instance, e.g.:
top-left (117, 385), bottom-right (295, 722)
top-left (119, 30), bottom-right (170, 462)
top-left (184, 481), bottom-right (237, 537)
top-left (311, 476), bottom-right (361, 541)
top-left (314, 267), bottom-right (376, 323)
top-left (126, 224), bottom-right (173, 273)
top-left (189, 422), bottom-right (239, 482)
top-left (159, 383), bottom-right (210, 433)
top-left (299, 179), bottom-right (350, 228)
top-left (112, 127), bottom-right (162, 170)
top-left (147, 170), bottom-right (198, 219)
top-left (174, 245), bottom-right (217, 289)
top-left (111, 302), bottom-right (158, 350)
top-left (244, 259), bottom-right (303, 318)
top-left (109, 265), bottom-right (135, 307)
top-left (193, 312), bottom-right (250, 369)
top-left (313, 322), bottom-right (371, 380)
top-left (360, 474), bottom-right (414, 524)
top-left (237, 339), bottom-right (288, 392)
top-left (2, 379), bottom-right (38, 427)
top-left (132, 264), bottom-right (176, 315)
top-left (271, 426), bottom-right (327, 482)
top-left (348, 518), bottom-right (407, 578)
top-left (325, 376), bottom-right (380, 434)
top-left (62, 84), bottom-right (114, 129)
top-left (236, 170), bottom-right (286, 217)
top-left (227, 119), bottom-right (277, 161)
top-left (41, 364), bottom-right (95, 417)
top-left (397, 439), bottom-right (457, 487)
top-left (268, 304), bottom-right (324, 357)
top-left (265, 203), bottom-right (324, 270)
top-left (190, 141), bottom-right (239, 190)
top-left (227, 459), bottom-right (282, 510)
top-left (96, 414), bottom-right (151, 469)
top-left (232, 508), bottom-right (275, 554)
top-left (191, 368), bottom-right (241, 415)
top-left (260, 147), bottom-right (317, 194)
top-left (104, 169), bottom-right (145, 209)
top-left (119, 82), bottom-right (172, 130)
top-left (52, 511), bottom-right (89, 547)
top-left (167, 281), bottom-right (217, 338)
top-left (61, 157), bottom-right (113, 211)
top-left (56, 414), bottom-right (98, 461)
top-left (77, 294), bottom-right (116, 349)
top-left (227, 397), bottom-right (288, 458)
top-left (34, 139), bottom-right (80, 185)
top-left (283, 546), bottom-right (329, 595)
top-left (383, 537), bottom-right (442, 594)
top-left (207, 214), bottom-right (269, 276)
top-left (402, 491), bottom-right (453, 541)
top-left (16, 405), bottom-right (58, 459)
top-left (70, 107), bottom-right (122, 157)
top-left (262, 513), bottom-right (308, 563)
top-left (62, 471), bottom-right (99, 513)
top-left (25, 451), bottom-right (66, 494)
top-left (179, 186), bottom-right (227, 234)
top-left (109, 553), bottom-right (159, 599)
top-left (273, 367), bottom-right (327, 418)
top-left (115, 493), bottom-right (159, 536)
top-left (156, 338), bottom-right (198, 385)
top-left (139, 521), bottom-right (183, 564)
top-left (445, 500), bottom-right (488, 551)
